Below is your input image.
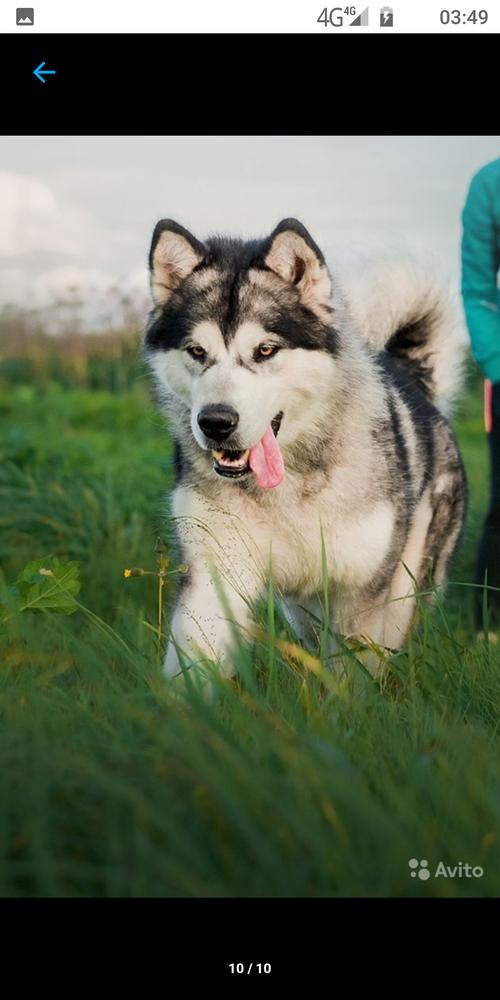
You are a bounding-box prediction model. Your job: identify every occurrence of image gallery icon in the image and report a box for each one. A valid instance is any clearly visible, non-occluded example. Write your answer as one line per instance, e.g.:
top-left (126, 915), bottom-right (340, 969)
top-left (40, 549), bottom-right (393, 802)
top-left (380, 6), bottom-right (393, 26)
top-left (16, 7), bottom-right (34, 24)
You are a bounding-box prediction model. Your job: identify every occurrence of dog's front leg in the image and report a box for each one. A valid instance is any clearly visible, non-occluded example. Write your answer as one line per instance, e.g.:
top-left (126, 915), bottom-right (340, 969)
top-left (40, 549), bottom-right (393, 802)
top-left (165, 568), bottom-right (256, 680)
top-left (164, 486), bottom-right (266, 684)
top-left (164, 560), bottom-right (262, 682)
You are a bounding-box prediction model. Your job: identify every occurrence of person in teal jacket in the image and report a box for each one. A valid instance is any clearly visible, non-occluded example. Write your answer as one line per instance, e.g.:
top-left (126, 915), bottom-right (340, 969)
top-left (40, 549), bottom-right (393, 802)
top-left (461, 157), bottom-right (500, 631)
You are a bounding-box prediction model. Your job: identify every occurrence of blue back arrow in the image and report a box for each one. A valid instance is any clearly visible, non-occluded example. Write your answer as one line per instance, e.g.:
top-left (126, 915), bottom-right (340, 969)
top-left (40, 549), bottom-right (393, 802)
top-left (34, 61), bottom-right (56, 84)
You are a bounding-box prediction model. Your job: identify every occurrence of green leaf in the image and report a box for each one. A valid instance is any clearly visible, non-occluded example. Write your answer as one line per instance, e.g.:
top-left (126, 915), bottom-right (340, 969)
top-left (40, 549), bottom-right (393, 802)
top-left (14, 557), bottom-right (81, 616)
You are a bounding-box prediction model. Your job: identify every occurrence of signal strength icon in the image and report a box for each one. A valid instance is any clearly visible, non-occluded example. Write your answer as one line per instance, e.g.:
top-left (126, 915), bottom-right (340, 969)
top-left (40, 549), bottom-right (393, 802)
top-left (350, 6), bottom-right (369, 25)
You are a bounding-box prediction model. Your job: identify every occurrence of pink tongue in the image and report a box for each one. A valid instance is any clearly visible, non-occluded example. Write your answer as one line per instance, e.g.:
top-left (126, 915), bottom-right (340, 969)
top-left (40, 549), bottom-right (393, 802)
top-left (249, 425), bottom-right (285, 489)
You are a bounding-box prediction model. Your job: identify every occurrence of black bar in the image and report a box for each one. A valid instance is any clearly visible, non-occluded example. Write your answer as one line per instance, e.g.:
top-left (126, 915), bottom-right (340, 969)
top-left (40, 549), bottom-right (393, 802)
top-left (2, 33), bottom-right (497, 135)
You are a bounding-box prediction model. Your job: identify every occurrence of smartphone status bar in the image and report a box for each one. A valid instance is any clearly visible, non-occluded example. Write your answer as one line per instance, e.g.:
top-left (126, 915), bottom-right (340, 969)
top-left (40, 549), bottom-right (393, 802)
top-left (1, 1), bottom-right (499, 34)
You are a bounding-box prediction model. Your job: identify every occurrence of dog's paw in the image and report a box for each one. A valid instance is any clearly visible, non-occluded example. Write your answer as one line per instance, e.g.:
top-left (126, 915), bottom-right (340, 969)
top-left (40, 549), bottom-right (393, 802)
top-left (163, 657), bottom-right (218, 705)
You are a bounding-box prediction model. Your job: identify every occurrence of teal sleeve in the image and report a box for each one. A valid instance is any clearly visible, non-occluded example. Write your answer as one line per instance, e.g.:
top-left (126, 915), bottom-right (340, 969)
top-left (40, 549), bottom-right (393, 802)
top-left (461, 168), bottom-right (500, 383)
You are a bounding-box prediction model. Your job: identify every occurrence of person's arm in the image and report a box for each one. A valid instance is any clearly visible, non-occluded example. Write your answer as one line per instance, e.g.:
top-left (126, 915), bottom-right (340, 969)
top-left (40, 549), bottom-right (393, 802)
top-left (461, 164), bottom-right (500, 383)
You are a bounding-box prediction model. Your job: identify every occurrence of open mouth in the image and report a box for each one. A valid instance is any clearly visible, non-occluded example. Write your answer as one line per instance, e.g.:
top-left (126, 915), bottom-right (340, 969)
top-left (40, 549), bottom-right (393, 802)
top-left (212, 448), bottom-right (251, 478)
top-left (212, 411), bottom-right (283, 479)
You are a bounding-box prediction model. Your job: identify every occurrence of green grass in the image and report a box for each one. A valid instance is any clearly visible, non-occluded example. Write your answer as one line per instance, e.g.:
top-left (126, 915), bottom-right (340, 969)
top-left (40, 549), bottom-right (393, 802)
top-left (1, 373), bottom-right (500, 898)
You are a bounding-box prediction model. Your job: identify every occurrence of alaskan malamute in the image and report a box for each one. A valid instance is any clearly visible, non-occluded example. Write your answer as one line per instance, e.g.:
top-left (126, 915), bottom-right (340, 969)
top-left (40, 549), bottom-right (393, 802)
top-left (144, 218), bottom-right (467, 680)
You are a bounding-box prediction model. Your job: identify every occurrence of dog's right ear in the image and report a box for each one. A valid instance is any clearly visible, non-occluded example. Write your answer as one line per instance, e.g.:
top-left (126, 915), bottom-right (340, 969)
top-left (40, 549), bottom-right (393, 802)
top-left (263, 218), bottom-right (332, 316)
top-left (149, 220), bottom-right (206, 305)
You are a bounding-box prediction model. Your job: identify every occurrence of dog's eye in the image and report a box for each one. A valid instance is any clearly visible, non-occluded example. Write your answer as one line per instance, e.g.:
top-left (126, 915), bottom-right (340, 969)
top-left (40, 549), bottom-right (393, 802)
top-left (256, 344), bottom-right (279, 361)
top-left (187, 345), bottom-right (207, 362)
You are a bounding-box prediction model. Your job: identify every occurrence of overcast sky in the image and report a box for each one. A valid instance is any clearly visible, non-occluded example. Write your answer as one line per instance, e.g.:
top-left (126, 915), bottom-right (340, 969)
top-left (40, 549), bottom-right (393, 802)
top-left (1, 136), bottom-right (499, 325)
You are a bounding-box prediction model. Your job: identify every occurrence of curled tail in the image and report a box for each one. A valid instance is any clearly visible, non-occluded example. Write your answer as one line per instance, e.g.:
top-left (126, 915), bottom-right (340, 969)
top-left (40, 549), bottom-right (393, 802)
top-left (339, 256), bottom-right (466, 414)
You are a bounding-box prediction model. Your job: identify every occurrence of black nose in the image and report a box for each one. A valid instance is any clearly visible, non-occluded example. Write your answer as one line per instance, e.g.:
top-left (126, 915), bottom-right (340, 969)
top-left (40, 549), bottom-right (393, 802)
top-left (197, 404), bottom-right (239, 442)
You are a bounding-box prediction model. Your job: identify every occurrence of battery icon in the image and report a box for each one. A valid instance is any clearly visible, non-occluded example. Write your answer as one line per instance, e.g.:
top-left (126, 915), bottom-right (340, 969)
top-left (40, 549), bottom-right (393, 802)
top-left (380, 6), bottom-right (393, 25)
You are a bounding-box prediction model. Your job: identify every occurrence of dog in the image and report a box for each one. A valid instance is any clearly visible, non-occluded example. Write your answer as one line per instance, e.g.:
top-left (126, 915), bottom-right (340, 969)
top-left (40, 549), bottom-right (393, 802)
top-left (144, 217), bottom-right (467, 681)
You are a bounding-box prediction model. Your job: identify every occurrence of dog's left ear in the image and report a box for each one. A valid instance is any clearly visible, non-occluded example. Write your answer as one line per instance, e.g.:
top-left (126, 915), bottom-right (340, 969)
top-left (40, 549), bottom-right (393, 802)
top-left (264, 218), bottom-right (332, 312)
top-left (149, 219), bottom-right (207, 305)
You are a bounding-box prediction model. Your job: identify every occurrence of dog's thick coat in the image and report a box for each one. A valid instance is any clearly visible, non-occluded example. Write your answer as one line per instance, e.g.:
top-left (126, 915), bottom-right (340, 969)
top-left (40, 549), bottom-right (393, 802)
top-left (145, 219), bottom-right (467, 678)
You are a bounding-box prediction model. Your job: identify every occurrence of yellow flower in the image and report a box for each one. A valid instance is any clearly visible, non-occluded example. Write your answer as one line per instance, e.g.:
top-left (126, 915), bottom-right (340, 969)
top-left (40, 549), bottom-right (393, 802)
top-left (123, 569), bottom-right (132, 578)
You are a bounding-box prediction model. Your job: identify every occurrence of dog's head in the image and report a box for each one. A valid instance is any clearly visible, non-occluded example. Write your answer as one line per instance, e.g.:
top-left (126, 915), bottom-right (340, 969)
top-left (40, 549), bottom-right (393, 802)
top-left (145, 218), bottom-right (339, 488)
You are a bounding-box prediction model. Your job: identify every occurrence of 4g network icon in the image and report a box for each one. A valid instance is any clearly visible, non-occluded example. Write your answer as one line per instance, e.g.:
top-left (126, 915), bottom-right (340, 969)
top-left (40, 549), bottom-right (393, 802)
top-left (317, 6), bottom-right (395, 27)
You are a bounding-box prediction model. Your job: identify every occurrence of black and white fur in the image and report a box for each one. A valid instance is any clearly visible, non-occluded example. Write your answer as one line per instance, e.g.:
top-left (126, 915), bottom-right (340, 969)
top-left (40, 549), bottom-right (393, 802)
top-left (144, 218), bottom-right (467, 680)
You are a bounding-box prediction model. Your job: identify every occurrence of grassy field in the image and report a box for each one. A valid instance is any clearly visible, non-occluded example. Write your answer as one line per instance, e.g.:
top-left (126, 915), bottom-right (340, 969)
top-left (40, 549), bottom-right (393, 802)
top-left (1, 344), bottom-right (499, 898)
